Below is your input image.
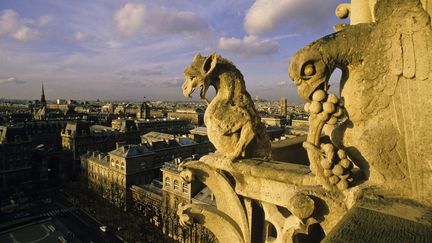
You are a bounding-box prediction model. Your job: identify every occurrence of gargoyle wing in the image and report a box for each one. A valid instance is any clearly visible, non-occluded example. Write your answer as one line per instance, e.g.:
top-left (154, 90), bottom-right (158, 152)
top-left (377, 0), bottom-right (432, 201)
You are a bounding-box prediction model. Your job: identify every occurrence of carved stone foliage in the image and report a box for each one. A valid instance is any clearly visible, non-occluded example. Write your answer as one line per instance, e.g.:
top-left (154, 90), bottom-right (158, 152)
top-left (182, 53), bottom-right (271, 161)
top-left (289, 0), bottom-right (432, 205)
top-left (302, 90), bottom-right (356, 191)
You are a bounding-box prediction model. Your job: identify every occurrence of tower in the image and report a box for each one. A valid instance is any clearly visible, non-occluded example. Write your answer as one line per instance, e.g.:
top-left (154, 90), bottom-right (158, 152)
top-left (280, 97), bottom-right (287, 117)
top-left (137, 101), bottom-right (151, 119)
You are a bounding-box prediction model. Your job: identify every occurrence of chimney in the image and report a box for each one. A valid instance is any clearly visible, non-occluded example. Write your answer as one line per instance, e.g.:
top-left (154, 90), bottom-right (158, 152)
top-left (116, 141), bottom-right (126, 149)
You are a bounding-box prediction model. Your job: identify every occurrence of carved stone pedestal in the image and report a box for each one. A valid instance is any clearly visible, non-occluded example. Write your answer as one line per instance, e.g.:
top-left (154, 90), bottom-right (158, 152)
top-left (177, 154), bottom-right (366, 243)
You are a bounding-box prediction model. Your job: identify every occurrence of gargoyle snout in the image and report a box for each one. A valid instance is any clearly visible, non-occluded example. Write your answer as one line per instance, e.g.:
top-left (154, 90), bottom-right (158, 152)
top-left (182, 81), bottom-right (193, 98)
top-left (289, 50), bottom-right (333, 101)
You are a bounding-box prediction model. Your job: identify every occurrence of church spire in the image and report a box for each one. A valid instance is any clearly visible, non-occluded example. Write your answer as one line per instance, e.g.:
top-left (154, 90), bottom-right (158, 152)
top-left (41, 82), bottom-right (46, 107)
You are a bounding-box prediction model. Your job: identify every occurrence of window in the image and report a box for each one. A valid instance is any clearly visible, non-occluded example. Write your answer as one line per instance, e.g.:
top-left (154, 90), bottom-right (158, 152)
top-left (174, 180), bottom-right (179, 191)
top-left (182, 184), bottom-right (188, 193)
top-left (116, 161), bottom-right (119, 168)
top-left (121, 163), bottom-right (125, 170)
top-left (111, 159), bottom-right (115, 167)
top-left (165, 177), bottom-right (170, 188)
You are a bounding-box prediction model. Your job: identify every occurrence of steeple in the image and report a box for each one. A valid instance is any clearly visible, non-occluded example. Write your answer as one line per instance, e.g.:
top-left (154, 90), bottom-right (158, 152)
top-left (137, 96), bottom-right (151, 119)
top-left (41, 82), bottom-right (46, 107)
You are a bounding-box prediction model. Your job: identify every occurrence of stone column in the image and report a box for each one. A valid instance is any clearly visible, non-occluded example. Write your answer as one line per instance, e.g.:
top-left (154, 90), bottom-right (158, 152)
top-left (350, 0), bottom-right (373, 24)
top-left (421, 0), bottom-right (432, 16)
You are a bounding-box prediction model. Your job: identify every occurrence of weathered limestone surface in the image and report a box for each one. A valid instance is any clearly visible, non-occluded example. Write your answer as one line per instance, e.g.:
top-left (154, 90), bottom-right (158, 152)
top-left (336, 0), bottom-right (432, 26)
top-left (176, 0), bottom-right (432, 242)
top-left (323, 199), bottom-right (432, 243)
top-left (182, 53), bottom-right (271, 161)
top-left (177, 155), bottom-right (355, 243)
top-left (290, 0), bottom-right (432, 205)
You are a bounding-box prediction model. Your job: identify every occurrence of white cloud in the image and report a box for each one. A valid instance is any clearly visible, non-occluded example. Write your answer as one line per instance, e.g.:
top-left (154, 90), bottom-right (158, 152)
top-left (74, 31), bottom-right (87, 41)
top-left (106, 40), bottom-right (122, 49)
top-left (218, 35), bottom-right (278, 57)
top-left (0, 9), bottom-right (43, 41)
top-left (38, 15), bottom-right (52, 26)
top-left (12, 26), bottom-right (40, 41)
top-left (114, 3), bottom-right (145, 37)
top-left (276, 80), bottom-right (287, 86)
top-left (244, 0), bottom-right (339, 35)
top-left (114, 3), bottom-right (209, 37)
top-left (0, 10), bottom-right (20, 35)
top-left (0, 77), bottom-right (25, 84)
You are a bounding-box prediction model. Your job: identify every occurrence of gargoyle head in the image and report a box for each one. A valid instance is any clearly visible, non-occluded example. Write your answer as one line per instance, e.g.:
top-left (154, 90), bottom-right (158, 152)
top-left (289, 45), bottom-right (336, 101)
top-left (182, 53), bottom-right (218, 101)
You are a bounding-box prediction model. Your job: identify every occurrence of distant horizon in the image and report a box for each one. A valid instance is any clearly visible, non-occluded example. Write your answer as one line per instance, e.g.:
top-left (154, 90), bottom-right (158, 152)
top-left (0, 96), bottom-right (305, 105)
top-left (0, 0), bottom-right (344, 103)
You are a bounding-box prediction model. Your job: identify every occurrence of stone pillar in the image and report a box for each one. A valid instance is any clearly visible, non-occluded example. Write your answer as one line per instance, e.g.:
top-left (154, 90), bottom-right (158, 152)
top-left (350, 0), bottom-right (373, 24)
top-left (421, 0), bottom-right (432, 16)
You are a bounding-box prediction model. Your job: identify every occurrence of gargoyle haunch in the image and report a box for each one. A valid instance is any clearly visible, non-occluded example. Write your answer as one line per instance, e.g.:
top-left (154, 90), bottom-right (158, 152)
top-left (182, 53), bottom-right (271, 161)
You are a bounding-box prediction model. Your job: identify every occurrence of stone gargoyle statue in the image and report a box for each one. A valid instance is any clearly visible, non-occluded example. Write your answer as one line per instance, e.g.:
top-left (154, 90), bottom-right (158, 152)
top-left (289, 0), bottom-right (432, 204)
top-left (182, 53), bottom-right (271, 161)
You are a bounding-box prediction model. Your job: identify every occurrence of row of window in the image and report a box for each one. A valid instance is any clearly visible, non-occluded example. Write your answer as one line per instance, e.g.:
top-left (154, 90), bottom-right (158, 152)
top-left (110, 159), bottom-right (125, 170)
top-left (88, 172), bottom-right (125, 185)
top-left (165, 177), bottom-right (188, 193)
top-left (1, 154), bottom-right (31, 162)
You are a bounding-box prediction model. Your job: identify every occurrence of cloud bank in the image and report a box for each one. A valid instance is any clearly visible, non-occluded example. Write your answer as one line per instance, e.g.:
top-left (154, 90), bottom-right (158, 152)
top-left (0, 77), bottom-right (25, 84)
top-left (219, 35), bottom-right (278, 57)
top-left (245, 0), bottom-right (339, 35)
top-left (0, 9), bottom-right (47, 41)
top-left (114, 3), bottom-right (209, 37)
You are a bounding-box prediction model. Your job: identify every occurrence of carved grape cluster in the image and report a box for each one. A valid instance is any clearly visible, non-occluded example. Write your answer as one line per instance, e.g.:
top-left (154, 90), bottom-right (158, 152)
top-left (304, 89), bottom-right (344, 124)
top-left (320, 143), bottom-right (354, 190)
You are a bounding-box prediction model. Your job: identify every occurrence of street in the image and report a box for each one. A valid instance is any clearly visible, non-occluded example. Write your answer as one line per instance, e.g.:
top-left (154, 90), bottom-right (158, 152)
top-left (0, 192), bottom-right (123, 243)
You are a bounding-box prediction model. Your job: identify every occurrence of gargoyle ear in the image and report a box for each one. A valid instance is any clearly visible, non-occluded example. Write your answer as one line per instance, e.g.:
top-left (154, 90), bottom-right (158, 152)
top-left (202, 53), bottom-right (218, 76)
top-left (193, 52), bottom-right (202, 62)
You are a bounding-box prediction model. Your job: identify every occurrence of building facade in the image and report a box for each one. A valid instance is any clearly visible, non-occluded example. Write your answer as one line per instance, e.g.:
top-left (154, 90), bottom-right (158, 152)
top-left (86, 145), bottom-right (157, 210)
top-left (62, 119), bottom-right (194, 162)
top-left (167, 109), bottom-right (204, 126)
top-left (85, 134), bottom-right (214, 209)
top-left (130, 158), bottom-right (215, 242)
top-left (0, 126), bottom-right (33, 195)
top-left (0, 123), bottom-right (73, 197)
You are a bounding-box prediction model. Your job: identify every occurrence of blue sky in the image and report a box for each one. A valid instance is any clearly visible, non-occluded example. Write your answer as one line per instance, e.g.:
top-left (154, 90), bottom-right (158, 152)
top-left (0, 0), bottom-right (346, 102)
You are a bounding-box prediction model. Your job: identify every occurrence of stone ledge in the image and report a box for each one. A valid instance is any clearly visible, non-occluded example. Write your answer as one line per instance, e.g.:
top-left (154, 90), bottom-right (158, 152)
top-left (199, 153), bottom-right (316, 186)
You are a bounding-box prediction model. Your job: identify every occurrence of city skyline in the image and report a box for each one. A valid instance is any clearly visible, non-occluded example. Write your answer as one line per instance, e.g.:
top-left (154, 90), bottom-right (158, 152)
top-left (0, 0), bottom-right (345, 102)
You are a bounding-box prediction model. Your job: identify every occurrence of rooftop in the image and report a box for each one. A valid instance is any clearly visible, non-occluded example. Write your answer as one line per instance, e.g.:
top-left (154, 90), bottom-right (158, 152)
top-left (189, 127), bottom-right (208, 136)
top-left (109, 144), bottom-right (155, 158)
top-left (141, 131), bottom-right (175, 141)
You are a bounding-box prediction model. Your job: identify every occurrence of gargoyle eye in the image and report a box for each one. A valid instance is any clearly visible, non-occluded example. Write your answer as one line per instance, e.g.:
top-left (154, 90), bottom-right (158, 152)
top-left (302, 63), bottom-right (316, 77)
